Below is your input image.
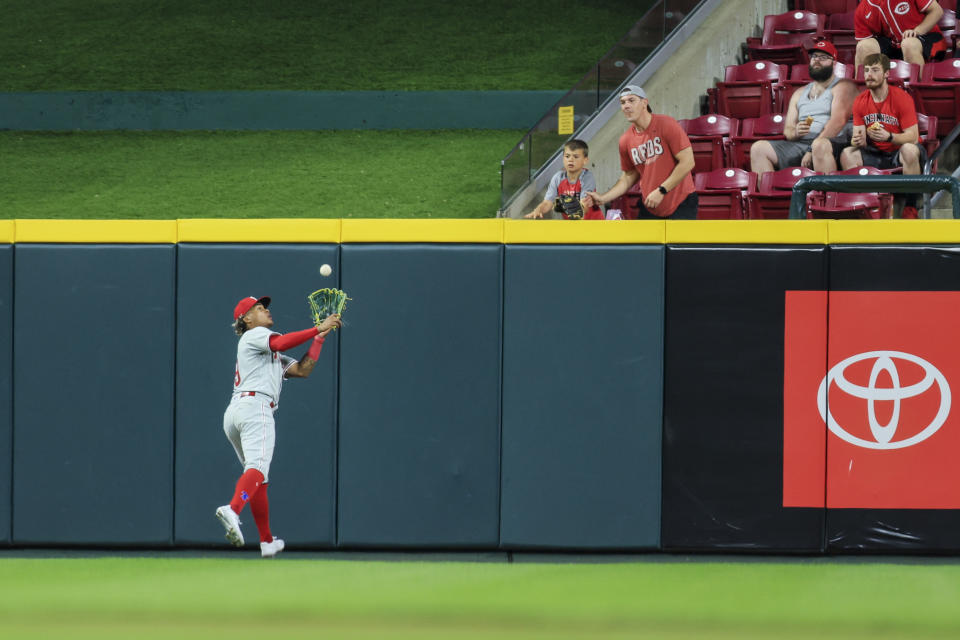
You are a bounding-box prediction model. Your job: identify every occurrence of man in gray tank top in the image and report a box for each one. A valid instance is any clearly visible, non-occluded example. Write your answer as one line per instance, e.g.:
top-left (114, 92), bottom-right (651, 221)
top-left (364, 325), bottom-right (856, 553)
top-left (750, 40), bottom-right (856, 175)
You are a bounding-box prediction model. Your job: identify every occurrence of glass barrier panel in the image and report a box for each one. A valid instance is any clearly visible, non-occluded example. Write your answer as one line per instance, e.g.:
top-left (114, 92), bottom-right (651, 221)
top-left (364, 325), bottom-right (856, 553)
top-left (665, 0), bottom-right (700, 34)
top-left (501, 134), bottom-right (532, 207)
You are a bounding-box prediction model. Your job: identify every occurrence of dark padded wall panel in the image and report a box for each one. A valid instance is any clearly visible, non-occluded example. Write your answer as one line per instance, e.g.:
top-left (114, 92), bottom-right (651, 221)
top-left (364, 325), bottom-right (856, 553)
top-left (825, 246), bottom-right (960, 552)
top-left (176, 245), bottom-right (339, 548)
top-left (13, 245), bottom-right (175, 545)
top-left (500, 245), bottom-right (664, 549)
top-left (662, 246), bottom-right (827, 552)
top-left (338, 244), bottom-right (501, 547)
top-left (0, 246), bottom-right (11, 544)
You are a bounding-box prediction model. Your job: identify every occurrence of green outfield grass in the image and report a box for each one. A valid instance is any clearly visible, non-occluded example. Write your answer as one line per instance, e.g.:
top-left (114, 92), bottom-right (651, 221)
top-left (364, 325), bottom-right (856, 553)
top-left (0, 130), bottom-right (521, 219)
top-left (1, 556), bottom-right (959, 639)
top-left (3, 0), bottom-right (650, 91)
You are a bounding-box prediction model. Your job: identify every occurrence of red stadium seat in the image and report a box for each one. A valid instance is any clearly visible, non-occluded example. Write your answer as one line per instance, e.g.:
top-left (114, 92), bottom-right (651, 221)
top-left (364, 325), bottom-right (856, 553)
top-left (794, 0), bottom-right (858, 13)
top-left (807, 191), bottom-right (894, 219)
top-left (938, 9), bottom-right (957, 55)
top-left (912, 59), bottom-right (960, 137)
top-left (746, 11), bottom-right (826, 66)
top-left (803, 166), bottom-right (895, 219)
top-left (694, 168), bottom-right (756, 219)
top-left (823, 12), bottom-right (857, 64)
top-left (679, 114), bottom-right (738, 175)
top-left (747, 167), bottom-right (818, 219)
top-left (715, 61), bottom-right (789, 120)
top-left (606, 181), bottom-right (644, 220)
top-left (728, 114), bottom-right (786, 170)
top-left (916, 112), bottom-right (941, 172)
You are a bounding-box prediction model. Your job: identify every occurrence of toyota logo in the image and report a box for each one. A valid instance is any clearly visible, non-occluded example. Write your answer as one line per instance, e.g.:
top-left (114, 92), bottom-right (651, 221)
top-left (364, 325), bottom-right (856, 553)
top-left (817, 351), bottom-right (951, 449)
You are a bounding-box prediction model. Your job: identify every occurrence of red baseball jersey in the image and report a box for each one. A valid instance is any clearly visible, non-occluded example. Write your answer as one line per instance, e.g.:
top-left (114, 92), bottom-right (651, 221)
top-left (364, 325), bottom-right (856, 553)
top-left (853, 84), bottom-right (917, 153)
top-left (545, 168), bottom-right (604, 220)
top-left (617, 114), bottom-right (695, 218)
top-left (855, 0), bottom-right (943, 45)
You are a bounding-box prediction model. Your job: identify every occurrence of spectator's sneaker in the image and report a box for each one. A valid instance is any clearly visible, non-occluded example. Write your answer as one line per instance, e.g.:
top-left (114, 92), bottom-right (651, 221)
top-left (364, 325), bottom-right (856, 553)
top-left (902, 206), bottom-right (919, 219)
top-left (215, 505), bottom-right (245, 547)
top-left (261, 537), bottom-right (285, 558)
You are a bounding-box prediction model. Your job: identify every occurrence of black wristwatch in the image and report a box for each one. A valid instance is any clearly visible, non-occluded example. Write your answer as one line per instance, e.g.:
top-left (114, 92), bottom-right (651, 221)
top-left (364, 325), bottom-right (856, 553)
top-left (658, 185), bottom-right (668, 195)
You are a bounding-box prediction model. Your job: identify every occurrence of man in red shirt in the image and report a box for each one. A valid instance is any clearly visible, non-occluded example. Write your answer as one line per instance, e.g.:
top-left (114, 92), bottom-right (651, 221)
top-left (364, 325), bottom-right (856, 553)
top-left (583, 85), bottom-right (697, 219)
top-left (840, 53), bottom-right (925, 218)
top-left (855, 0), bottom-right (946, 72)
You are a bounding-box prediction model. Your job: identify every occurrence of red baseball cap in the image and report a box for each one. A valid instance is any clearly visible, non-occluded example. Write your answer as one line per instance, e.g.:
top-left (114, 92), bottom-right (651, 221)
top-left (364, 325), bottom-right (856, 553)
top-left (808, 39), bottom-right (838, 60)
top-left (233, 295), bottom-right (271, 321)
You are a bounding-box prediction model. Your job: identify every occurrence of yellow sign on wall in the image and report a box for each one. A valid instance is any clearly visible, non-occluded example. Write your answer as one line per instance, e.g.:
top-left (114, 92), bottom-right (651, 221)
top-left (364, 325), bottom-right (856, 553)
top-left (557, 106), bottom-right (574, 135)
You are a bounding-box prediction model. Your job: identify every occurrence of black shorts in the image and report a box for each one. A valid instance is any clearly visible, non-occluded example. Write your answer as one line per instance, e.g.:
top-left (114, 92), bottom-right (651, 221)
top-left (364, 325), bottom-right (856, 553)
top-left (636, 191), bottom-right (699, 220)
top-left (856, 143), bottom-right (928, 170)
top-left (874, 32), bottom-right (946, 62)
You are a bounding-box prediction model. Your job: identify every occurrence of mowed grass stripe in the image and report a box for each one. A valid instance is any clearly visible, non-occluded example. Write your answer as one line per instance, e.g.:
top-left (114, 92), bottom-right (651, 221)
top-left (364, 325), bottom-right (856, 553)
top-left (1, 558), bottom-right (959, 638)
top-left (3, 0), bottom-right (649, 91)
top-left (0, 130), bottom-right (521, 219)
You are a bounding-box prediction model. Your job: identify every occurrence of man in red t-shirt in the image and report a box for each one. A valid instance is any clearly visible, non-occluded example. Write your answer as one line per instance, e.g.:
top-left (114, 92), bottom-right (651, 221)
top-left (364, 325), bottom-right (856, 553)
top-left (855, 0), bottom-right (946, 72)
top-left (583, 85), bottom-right (697, 219)
top-left (840, 53), bottom-right (925, 218)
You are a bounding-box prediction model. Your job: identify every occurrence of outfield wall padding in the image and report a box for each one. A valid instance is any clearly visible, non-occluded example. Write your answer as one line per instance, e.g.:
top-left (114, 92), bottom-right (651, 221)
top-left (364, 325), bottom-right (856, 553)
top-left (499, 245), bottom-right (663, 549)
top-left (822, 246), bottom-right (960, 552)
top-left (336, 244), bottom-right (503, 548)
top-left (175, 244), bottom-right (341, 548)
top-left (6, 220), bottom-right (960, 553)
top-left (12, 245), bottom-right (176, 545)
top-left (661, 245), bottom-right (828, 552)
top-left (0, 246), bottom-right (11, 545)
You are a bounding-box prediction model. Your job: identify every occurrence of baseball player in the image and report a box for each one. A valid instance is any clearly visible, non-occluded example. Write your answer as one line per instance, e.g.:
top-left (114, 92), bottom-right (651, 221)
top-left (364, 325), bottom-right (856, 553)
top-left (216, 295), bottom-right (341, 557)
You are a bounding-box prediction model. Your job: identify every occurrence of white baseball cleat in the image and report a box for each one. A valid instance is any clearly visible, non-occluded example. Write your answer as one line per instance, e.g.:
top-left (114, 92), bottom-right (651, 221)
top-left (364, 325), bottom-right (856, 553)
top-left (215, 505), bottom-right (245, 547)
top-left (260, 537), bottom-right (285, 558)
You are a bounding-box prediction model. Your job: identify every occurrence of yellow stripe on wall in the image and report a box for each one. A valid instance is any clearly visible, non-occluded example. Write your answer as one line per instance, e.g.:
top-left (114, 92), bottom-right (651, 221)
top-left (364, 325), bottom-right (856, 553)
top-left (828, 219), bottom-right (960, 244)
top-left (0, 220), bottom-right (14, 243)
top-left (15, 220), bottom-right (178, 243)
top-left (666, 220), bottom-right (830, 244)
top-left (178, 219), bottom-right (341, 243)
top-left (341, 219), bottom-right (503, 243)
top-left (5, 218), bottom-right (960, 244)
top-left (503, 219), bottom-right (665, 244)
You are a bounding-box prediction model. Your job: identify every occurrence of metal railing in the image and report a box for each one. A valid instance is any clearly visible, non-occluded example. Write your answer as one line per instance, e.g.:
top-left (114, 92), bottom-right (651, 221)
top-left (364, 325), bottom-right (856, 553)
top-left (498, 0), bottom-right (702, 211)
top-left (924, 121), bottom-right (960, 217)
top-left (789, 175), bottom-right (960, 220)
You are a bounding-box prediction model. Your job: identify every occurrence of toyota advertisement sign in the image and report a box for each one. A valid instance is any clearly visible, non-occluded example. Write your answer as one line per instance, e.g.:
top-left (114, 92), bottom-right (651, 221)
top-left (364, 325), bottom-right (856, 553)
top-left (785, 291), bottom-right (959, 510)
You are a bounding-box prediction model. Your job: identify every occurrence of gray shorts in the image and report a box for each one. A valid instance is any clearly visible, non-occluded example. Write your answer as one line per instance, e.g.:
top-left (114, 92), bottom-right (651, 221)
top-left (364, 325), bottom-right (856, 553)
top-left (771, 138), bottom-right (848, 170)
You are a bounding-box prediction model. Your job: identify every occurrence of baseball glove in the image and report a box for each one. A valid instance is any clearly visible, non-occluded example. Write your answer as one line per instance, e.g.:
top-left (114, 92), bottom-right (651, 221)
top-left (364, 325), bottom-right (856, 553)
top-left (308, 288), bottom-right (349, 330)
top-left (554, 194), bottom-right (585, 220)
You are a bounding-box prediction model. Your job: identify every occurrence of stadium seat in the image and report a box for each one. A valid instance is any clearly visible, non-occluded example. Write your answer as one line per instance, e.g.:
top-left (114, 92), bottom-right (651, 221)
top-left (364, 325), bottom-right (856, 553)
top-left (694, 168), bottom-right (756, 219)
top-left (822, 12), bottom-right (857, 64)
top-left (728, 114), bottom-right (786, 170)
top-left (916, 112), bottom-right (941, 171)
top-left (938, 9), bottom-right (957, 55)
top-left (747, 166), bottom-right (818, 219)
top-left (746, 11), bottom-right (826, 66)
top-left (714, 61), bottom-right (788, 120)
top-left (606, 181), bottom-right (644, 220)
top-left (912, 59), bottom-right (960, 137)
top-left (807, 191), bottom-right (894, 219)
top-left (794, 0), bottom-right (858, 13)
top-left (679, 114), bottom-right (738, 175)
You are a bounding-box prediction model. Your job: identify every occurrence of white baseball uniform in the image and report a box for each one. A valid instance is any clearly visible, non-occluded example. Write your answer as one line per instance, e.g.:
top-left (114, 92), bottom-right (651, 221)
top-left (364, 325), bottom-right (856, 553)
top-left (223, 326), bottom-right (296, 482)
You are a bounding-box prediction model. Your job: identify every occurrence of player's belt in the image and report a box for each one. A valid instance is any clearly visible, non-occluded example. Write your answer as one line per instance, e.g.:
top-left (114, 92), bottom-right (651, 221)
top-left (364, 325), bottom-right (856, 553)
top-left (239, 391), bottom-right (275, 408)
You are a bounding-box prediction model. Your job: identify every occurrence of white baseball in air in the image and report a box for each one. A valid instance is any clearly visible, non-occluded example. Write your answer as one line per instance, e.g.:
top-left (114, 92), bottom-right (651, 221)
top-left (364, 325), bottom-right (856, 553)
top-left (319, 264), bottom-right (333, 277)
